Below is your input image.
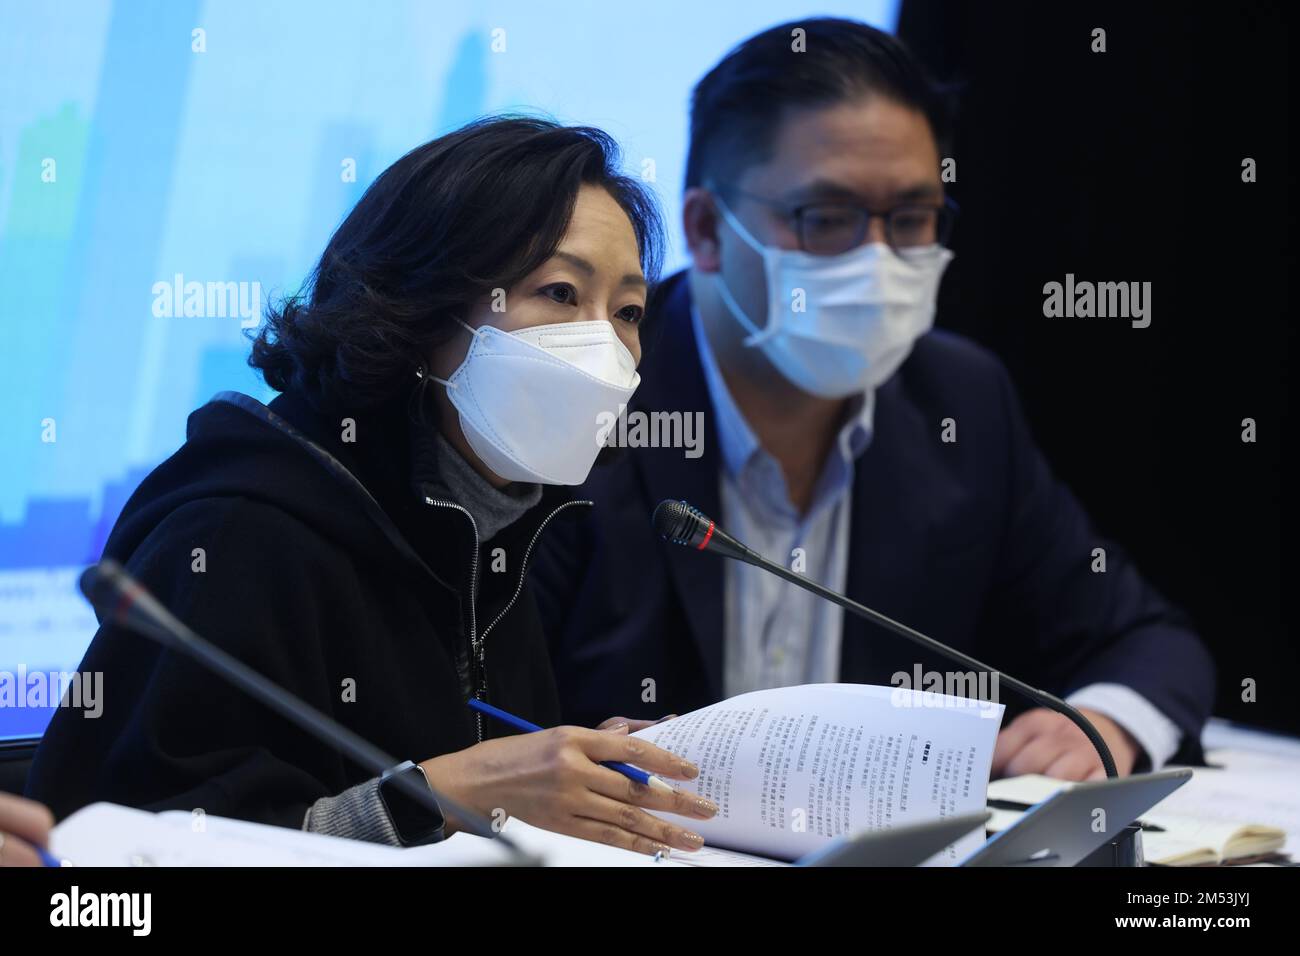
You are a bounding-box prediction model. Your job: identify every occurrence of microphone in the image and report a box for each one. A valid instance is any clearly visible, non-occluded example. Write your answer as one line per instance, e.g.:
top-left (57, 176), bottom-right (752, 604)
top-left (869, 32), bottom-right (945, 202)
top-left (79, 559), bottom-right (538, 864)
top-left (652, 499), bottom-right (1119, 779)
top-left (653, 498), bottom-right (759, 563)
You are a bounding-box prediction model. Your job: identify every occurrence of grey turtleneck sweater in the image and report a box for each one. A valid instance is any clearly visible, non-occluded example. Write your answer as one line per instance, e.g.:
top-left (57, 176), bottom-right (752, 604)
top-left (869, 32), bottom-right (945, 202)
top-left (417, 429), bottom-right (541, 543)
top-left (301, 424), bottom-right (541, 845)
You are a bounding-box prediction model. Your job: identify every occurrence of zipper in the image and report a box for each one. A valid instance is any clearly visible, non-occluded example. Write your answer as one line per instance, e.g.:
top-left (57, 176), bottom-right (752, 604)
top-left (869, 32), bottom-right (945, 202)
top-left (423, 497), bottom-right (484, 742)
top-left (480, 499), bottom-right (593, 642)
top-left (422, 496), bottom-right (593, 744)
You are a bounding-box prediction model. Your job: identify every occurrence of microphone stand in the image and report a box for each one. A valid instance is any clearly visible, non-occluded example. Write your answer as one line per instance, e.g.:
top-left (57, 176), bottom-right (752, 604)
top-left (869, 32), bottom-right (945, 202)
top-left (742, 550), bottom-right (1119, 779)
top-left (656, 501), bottom-right (1144, 866)
top-left (81, 561), bottom-right (540, 866)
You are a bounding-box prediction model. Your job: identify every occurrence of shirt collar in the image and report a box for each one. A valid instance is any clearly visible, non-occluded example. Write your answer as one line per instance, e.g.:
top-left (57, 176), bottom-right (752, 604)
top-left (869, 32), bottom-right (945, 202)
top-left (689, 301), bottom-right (875, 482)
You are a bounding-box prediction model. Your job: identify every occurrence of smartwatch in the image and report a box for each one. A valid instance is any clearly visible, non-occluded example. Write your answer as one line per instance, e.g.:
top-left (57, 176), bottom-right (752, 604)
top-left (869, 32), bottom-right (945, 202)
top-left (378, 760), bottom-right (446, 846)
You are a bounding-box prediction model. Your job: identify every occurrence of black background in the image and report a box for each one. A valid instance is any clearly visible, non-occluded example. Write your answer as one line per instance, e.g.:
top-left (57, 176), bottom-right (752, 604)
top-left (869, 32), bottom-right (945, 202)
top-left (0, 863), bottom-right (1283, 938)
top-left (898, 1), bottom-right (1293, 734)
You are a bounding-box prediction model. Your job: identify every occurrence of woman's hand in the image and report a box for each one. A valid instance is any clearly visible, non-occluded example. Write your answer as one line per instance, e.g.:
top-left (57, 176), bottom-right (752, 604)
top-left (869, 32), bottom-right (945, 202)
top-left (0, 792), bottom-right (55, 867)
top-left (420, 723), bottom-right (714, 856)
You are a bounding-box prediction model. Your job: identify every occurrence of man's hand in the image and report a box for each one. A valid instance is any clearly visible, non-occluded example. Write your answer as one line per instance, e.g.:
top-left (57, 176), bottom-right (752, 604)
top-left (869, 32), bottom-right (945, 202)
top-left (991, 707), bottom-right (1142, 781)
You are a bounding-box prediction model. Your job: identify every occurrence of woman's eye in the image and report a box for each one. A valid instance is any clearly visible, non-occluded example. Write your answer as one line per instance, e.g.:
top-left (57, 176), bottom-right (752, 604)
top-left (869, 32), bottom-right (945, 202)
top-left (616, 304), bottom-right (644, 325)
top-left (540, 283), bottom-right (577, 305)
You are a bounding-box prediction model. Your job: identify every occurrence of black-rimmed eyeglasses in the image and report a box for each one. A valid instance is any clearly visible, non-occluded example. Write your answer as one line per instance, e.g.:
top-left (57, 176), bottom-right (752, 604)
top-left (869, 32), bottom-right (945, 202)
top-left (712, 183), bottom-right (958, 257)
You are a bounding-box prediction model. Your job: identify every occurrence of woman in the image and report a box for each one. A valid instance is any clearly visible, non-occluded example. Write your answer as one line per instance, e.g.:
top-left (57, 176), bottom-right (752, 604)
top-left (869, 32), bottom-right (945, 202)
top-left (26, 116), bottom-right (715, 856)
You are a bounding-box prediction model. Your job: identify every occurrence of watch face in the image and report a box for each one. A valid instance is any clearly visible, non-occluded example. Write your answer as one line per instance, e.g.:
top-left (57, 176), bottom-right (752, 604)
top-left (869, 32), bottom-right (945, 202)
top-left (382, 765), bottom-right (445, 846)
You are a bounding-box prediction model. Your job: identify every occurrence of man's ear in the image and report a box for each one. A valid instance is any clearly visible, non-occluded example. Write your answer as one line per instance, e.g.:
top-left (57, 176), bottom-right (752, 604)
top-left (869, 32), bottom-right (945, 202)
top-left (682, 187), bottom-right (722, 273)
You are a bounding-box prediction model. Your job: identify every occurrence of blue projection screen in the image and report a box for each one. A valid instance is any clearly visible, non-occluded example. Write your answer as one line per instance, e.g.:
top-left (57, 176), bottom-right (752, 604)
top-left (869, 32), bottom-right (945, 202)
top-left (0, 1), bottom-right (900, 739)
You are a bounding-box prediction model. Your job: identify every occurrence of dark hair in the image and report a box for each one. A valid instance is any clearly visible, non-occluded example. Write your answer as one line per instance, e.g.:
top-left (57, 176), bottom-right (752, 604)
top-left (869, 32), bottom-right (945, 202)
top-left (250, 115), bottom-right (664, 410)
top-left (685, 18), bottom-right (955, 192)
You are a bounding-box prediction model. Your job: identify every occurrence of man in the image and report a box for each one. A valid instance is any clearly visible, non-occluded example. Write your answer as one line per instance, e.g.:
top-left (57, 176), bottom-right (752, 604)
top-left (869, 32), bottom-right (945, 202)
top-left (531, 18), bottom-right (1214, 780)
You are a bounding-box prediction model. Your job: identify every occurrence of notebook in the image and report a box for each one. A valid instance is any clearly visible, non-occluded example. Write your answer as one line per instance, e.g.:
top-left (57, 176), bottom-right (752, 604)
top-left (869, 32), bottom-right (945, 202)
top-left (986, 773), bottom-right (1287, 866)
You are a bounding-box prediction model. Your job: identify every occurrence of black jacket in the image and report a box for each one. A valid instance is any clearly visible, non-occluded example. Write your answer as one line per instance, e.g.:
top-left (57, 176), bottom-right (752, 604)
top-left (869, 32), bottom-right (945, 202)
top-left (27, 389), bottom-right (586, 827)
top-left (533, 269), bottom-right (1215, 765)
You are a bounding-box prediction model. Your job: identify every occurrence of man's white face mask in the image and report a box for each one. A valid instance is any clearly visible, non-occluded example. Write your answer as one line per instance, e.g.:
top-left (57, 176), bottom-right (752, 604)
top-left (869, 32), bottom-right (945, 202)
top-left (712, 194), bottom-right (954, 399)
top-left (431, 318), bottom-right (640, 485)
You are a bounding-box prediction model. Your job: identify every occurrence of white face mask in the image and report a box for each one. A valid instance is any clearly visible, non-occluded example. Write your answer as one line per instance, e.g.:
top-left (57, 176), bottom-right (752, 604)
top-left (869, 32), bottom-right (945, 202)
top-left (712, 195), bottom-right (954, 398)
top-left (431, 318), bottom-right (640, 485)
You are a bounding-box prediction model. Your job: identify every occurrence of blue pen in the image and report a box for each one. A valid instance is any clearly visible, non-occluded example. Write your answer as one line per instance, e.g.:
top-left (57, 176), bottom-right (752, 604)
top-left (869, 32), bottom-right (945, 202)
top-left (37, 844), bottom-right (64, 867)
top-left (468, 698), bottom-right (677, 795)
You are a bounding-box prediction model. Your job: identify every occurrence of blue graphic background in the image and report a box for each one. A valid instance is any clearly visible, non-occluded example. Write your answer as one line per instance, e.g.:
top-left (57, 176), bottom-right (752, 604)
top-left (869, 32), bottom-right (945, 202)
top-left (0, 1), bottom-right (898, 738)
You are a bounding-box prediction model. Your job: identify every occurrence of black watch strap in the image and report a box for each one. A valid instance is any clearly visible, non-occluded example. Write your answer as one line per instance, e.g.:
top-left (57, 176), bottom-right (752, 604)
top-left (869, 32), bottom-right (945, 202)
top-left (378, 760), bottom-right (446, 847)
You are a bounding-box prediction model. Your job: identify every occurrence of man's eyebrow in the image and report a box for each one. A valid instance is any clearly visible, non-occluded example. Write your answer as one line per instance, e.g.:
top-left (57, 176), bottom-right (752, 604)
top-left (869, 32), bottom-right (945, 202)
top-left (892, 183), bottom-right (944, 202)
top-left (782, 180), bottom-right (944, 205)
top-left (781, 180), bottom-right (863, 204)
top-left (553, 250), bottom-right (646, 289)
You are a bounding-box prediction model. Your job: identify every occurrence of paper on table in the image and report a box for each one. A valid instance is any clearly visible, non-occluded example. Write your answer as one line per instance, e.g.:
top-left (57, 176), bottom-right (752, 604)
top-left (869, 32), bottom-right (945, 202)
top-left (496, 817), bottom-right (667, 867)
top-left (986, 773), bottom-right (1068, 807)
top-left (988, 762), bottom-right (1298, 864)
top-left (667, 844), bottom-right (789, 867)
top-left (632, 682), bottom-right (1004, 865)
top-left (49, 803), bottom-right (519, 866)
top-left (50, 802), bottom-right (679, 867)
top-left (1202, 718), bottom-right (1300, 762)
top-left (1157, 750), bottom-right (1300, 856)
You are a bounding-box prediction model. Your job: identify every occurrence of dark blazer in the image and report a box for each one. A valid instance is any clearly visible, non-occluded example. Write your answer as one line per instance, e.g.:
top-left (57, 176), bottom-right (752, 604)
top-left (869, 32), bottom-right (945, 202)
top-left (532, 269), bottom-right (1215, 765)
